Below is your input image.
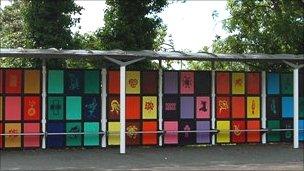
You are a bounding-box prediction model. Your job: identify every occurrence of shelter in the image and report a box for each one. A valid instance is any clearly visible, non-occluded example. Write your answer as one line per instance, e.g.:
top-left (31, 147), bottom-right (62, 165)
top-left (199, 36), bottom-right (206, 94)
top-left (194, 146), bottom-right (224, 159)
top-left (0, 48), bottom-right (303, 154)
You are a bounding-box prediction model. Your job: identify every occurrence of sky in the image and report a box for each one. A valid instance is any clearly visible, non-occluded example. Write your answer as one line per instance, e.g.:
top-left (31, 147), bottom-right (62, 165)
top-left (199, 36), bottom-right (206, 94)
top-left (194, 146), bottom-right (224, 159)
top-left (1, 0), bottom-right (230, 52)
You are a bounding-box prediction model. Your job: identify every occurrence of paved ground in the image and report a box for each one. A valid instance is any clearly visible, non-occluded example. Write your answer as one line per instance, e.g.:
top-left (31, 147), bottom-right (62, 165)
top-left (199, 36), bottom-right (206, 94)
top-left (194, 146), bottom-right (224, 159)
top-left (0, 144), bottom-right (303, 170)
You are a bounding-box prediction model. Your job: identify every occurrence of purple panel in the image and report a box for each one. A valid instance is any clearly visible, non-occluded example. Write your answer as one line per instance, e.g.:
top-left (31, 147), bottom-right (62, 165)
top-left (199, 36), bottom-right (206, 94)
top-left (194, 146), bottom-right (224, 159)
top-left (164, 72), bottom-right (178, 94)
top-left (196, 121), bottom-right (210, 143)
top-left (180, 97), bottom-right (194, 119)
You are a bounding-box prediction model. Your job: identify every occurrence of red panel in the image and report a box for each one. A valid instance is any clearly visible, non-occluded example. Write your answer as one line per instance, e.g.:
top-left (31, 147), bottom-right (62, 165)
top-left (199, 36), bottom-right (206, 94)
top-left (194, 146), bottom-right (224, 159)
top-left (231, 120), bottom-right (246, 143)
top-left (231, 97), bottom-right (245, 118)
top-left (5, 69), bottom-right (22, 94)
top-left (0, 123), bottom-right (2, 149)
top-left (216, 97), bottom-right (230, 119)
top-left (5, 96), bottom-right (21, 121)
top-left (24, 123), bottom-right (40, 148)
top-left (108, 71), bottom-right (120, 94)
top-left (24, 96), bottom-right (41, 121)
top-left (247, 73), bottom-right (260, 94)
top-left (126, 96), bottom-right (140, 120)
top-left (142, 121), bottom-right (157, 145)
top-left (247, 120), bottom-right (261, 143)
top-left (0, 69), bottom-right (3, 94)
top-left (108, 96), bottom-right (120, 120)
top-left (126, 121), bottom-right (141, 145)
top-left (216, 72), bottom-right (230, 94)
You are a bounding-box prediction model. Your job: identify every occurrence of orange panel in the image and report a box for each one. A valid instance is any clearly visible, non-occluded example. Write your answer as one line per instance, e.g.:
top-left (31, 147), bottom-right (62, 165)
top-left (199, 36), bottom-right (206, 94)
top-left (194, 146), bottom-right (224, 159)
top-left (142, 121), bottom-right (157, 145)
top-left (216, 72), bottom-right (230, 94)
top-left (108, 71), bottom-right (120, 94)
top-left (231, 97), bottom-right (245, 118)
top-left (247, 120), bottom-right (261, 143)
top-left (126, 96), bottom-right (140, 120)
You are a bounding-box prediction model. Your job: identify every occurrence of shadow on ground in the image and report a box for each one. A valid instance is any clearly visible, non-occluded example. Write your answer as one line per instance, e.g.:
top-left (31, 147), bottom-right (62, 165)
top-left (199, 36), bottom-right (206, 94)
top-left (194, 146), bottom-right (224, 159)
top-left (0, 144), bottom-right (303, 170)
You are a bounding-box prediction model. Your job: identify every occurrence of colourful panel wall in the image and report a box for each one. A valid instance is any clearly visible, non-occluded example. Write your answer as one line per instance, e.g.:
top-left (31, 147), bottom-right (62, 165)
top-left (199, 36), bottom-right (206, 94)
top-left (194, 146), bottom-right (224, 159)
top-left (47, 70), bottom-right (100, 148)
top-left (266, 72), bottom-right (301, 143)
top-left (216, 72), bottom-right (262, 144)
top-left (107, 71), bottom-right (159, 146)
top-left (2, 69), bottom-right (42, 149)
top-left (163, 71), bottom-right (211, 145)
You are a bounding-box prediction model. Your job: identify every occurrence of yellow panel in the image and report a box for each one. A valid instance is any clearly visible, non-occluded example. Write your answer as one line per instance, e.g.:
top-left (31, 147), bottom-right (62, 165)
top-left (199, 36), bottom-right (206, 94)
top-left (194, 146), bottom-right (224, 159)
top-left (216, 121), bottom-right (230, 143)
top-left (108, 122), bottom-right (120, 145)
top-left (0, 96), bottom-right (2, 121)
top-left (126, 71), bottom-right (140, 94)
top-left (142, 96), bottom-right (157, 119)
top-left (232, 73), bottom-right (245, 94)
top-left (247, 97), bottom-right (260, 118)
top-left (5, 123), bottom-right (21, 148)
top-left (24, 70), bottom-right (40, 94)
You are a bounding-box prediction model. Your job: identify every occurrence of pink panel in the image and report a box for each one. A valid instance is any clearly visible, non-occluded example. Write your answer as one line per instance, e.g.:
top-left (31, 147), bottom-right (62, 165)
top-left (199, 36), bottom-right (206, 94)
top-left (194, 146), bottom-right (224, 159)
top-left (24, 123), bottom-right (40, 148)
top-left (5, 97), bottom-right (21, 121)
top-left (196, 96), bottom-right (210, 119)
top-left (164, 121), bottom-right (178, 144)
top-left (180, 72), bottom-right (194, 94)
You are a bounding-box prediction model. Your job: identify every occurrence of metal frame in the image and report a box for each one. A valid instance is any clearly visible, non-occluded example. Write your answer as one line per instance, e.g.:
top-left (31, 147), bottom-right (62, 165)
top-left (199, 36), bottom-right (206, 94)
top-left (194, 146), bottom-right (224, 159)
top-left (283, 60), bottom-right (304, 149)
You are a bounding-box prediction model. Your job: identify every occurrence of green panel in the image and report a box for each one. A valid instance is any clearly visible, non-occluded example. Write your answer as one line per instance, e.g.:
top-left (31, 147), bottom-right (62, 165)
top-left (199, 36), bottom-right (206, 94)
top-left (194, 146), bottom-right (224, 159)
top-left (300, 98), bottom-right (304, 118)
top-left (66, 122), bottom-right (82, 147)
top-left (267, 120), bottom-right (280, 142)
top-left (66, 96), bottom-right (82, 120)
top-left (48, 97), bottom-right (64, 120)
top-left (48, 70), bottom-right (64, 93)
top-left (84, 122), bottom-right (99, 146)
top-left (84, 70), bottom-right (100, 94)
top-left (281, 73), bottom-right (293, 95)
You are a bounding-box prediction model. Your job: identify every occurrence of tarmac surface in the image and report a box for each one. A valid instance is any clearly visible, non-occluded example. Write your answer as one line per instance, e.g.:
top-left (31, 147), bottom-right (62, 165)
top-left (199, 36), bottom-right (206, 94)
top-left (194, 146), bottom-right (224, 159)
top-left (0, 144), bottom-right (303, 170)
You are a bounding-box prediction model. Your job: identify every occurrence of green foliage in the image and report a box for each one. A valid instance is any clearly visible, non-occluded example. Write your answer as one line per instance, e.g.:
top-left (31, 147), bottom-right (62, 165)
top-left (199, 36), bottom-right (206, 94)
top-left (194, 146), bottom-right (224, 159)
top-left (213, 0), bottom-right (303, 54)
top-left (190, 0), bottom-right (304, 72)
top-left (23, 0), bottom-right (82, 49)
top-left (0, 1), bottom-right (36, 68)
top-left (98, 0), bottom-right (168, 69)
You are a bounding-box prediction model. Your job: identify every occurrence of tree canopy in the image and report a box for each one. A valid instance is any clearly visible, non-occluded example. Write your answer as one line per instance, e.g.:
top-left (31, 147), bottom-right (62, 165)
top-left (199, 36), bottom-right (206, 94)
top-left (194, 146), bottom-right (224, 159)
top-left (23, 0), bottom-right (82, 49)
top-left (212, 0), bottom-right (304, 54)
top-left (189, 0), bottom-right (303, 71)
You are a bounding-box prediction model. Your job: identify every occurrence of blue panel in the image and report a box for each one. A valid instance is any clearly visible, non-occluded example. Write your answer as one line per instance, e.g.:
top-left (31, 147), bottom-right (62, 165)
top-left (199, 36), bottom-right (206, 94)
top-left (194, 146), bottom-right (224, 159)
top-left (65, 70), bottom-right (83, 94)
top-left (300, 120), bottom-right (304, 141)
top-left (83, 96), bottom-right (100, 121)
top-left (47, 122), bottom-right (65, 148)
top-left (282, 97), bottom-right (294, 118)
top-left (267, 73), bottom-right (280, 94)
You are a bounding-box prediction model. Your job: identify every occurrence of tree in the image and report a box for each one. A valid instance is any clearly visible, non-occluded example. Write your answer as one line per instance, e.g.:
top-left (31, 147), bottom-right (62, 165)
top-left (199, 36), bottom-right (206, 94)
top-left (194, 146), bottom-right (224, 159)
top-left (0, 1), bottom-right (32, 48)
top-left (0, 1), bottom-right (36, 67)
top-left (23, 0), bottom-right (82, 49)
top-left (22, 0), bottom-right (83, 67)
top-left (98, 0), bottom-right (168, 69)
top-left (211, 0), bottom-right (304, 71)
top-left (213, 0), bottom-right (303, 54)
